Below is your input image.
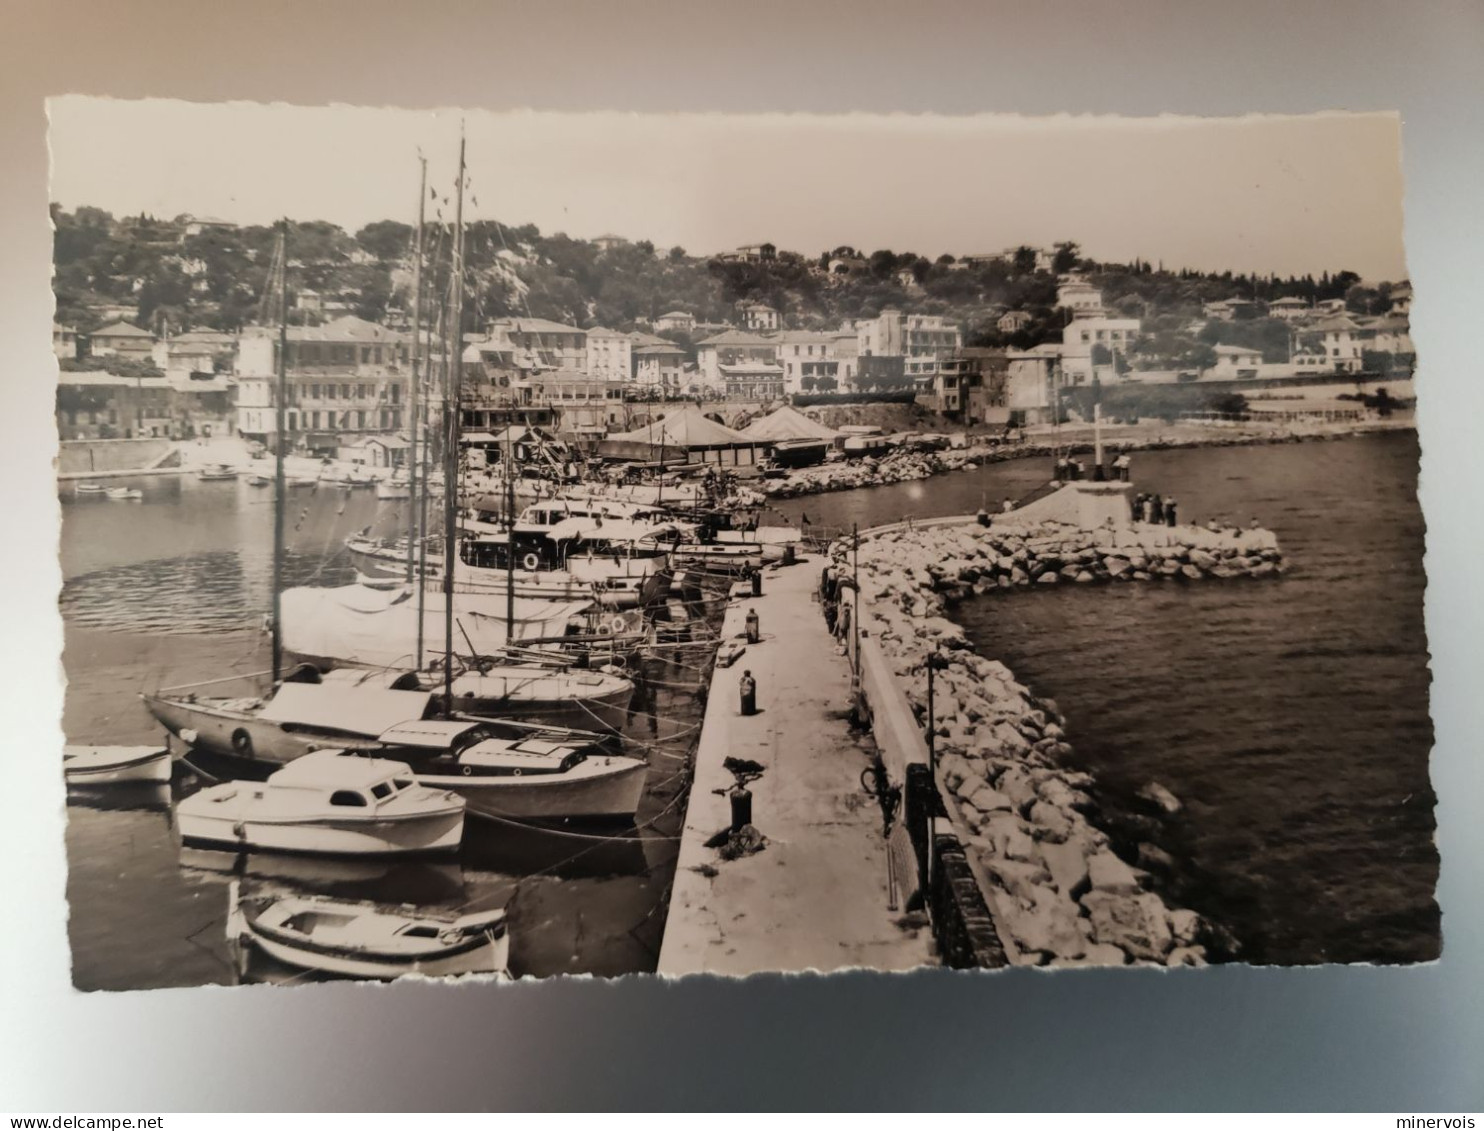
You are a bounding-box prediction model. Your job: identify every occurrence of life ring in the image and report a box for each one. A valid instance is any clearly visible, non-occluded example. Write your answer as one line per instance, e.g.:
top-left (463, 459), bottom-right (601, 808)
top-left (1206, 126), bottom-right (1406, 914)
top-left (462, 764), bottom-right (474, 776)
top-left (596, 620), bottom-right (614, 636)
top-left (521, 552), bottom-right (541, 572)
top-left (231, 729), bottom-right (254, 759)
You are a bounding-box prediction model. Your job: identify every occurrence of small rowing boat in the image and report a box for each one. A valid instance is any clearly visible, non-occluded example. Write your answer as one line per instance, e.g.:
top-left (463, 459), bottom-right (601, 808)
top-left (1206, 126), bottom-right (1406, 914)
top-left (227, 880), bottom-right (511, 981)
top-left (63, 745), bottom-right (172, 786)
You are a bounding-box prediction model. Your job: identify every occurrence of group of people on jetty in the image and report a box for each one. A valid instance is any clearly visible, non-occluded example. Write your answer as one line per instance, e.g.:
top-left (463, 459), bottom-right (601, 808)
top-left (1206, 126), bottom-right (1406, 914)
top-left (1054, 453), bottom-right (1132, 483)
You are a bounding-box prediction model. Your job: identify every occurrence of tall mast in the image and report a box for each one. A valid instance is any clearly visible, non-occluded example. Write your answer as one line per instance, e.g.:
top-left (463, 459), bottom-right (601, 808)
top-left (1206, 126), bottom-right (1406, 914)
top-left (442, 131), bottom-right (467, 716)
top-left (270, 222), bottom-right (288, 685)
top-left (505, 417), bottom-right (515, 637)
top-left (406, 157), bottom-right (427, 584)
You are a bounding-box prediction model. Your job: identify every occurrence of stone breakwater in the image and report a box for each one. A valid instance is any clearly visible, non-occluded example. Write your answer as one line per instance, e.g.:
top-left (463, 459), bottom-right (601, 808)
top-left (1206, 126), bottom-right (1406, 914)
top-left (755, 420), bottom-right (1412, 502)
top-left (838, 518), bottom-right (1285, 966)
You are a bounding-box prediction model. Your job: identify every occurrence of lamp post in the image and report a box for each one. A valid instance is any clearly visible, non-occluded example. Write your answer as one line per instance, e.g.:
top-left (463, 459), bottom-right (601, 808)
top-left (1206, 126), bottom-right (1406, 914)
top-left (924, 648), bottom-right (947, 779)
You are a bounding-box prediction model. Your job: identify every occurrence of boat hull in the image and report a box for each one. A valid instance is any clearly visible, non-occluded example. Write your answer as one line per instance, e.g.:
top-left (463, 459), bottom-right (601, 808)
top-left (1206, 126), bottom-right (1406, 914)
top-left (63, 745), bottom-right (172, 785)
top-left (178, 806), bottom-right (465, 856)
top-left (420, 755), bottom-right (647, 822)
top-left (445, 681), bottom-right (635, 733)
top-left (142, 695), bottom-right (330, 765)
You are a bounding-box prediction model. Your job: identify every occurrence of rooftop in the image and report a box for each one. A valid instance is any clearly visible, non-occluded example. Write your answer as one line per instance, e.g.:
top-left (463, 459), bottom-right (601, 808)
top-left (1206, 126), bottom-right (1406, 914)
top-left (92, 321), bottom-right (153, 338)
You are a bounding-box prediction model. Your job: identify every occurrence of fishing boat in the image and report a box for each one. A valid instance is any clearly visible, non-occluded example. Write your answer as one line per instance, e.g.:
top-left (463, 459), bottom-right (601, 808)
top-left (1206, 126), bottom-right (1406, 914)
top-left (197, 463), bottom-right (239, 481)
top-left (177, 750), bottom-right (466, 856)
top-left (63, 744), bottom-right (172, 785)
top-left (104, 486), bottom-right (143, 501)
top-left (372, 717), bottom-right (648, 822)
top-left (227, 880), bottom-right (510, 981)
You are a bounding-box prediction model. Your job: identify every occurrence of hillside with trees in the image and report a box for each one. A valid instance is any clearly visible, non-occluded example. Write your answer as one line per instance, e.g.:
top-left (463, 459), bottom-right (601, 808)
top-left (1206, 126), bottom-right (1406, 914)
top-left (51, 207), bottom-right (1404, 370)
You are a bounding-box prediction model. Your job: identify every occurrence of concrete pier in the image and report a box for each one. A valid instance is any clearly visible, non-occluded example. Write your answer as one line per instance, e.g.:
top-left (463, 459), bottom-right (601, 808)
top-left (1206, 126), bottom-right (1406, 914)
top-left (658, 555), bottom-right (934, 977)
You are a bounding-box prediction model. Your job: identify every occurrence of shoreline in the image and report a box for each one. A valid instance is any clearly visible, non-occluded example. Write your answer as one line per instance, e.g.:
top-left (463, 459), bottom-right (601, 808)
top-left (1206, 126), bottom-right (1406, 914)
top-left (756, 418), bottom-right (1416, 502)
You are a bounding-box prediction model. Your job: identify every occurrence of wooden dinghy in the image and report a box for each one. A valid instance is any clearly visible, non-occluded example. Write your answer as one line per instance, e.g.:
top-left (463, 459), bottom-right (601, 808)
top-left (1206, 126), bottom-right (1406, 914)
top-left (63, 745), bottom-right (172, 786)
top-left (227, 881), bottom-right (511, 981)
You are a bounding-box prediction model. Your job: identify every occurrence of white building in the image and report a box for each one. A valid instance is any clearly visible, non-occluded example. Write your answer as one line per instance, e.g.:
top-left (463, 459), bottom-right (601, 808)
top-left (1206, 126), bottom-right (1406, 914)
top-left (485, 317), bottom-right (588, 372)
top-left (695, 329), bottom-right (782, 390)
top-left (89, 320), bottom-right (156, 359)
top-left (585, 327), bottom-right (634, 382)
top-left (633, 343), bottom-right (687, 395)
top-left (53, 323), bottom-right (78, 361)
top-left (776, 330), bottom-right (851, 395)
top-left (1059, 316), bottom-right (1141, 384)
top-left (1266, 296), bottom-right (1312, 322)
top-left (1308, 314), bottom-right (1365, 374)
top-left (741, 303), bottom-right (781, 331)
top-left (1005, 344), bottom-right (1064, 424)
top-left (1056, 279), bottom-right (1104, 317)
top-left (1208, 344), bottom-right (1264, 379)
top-left (653, 310), bottom-right (696, 333)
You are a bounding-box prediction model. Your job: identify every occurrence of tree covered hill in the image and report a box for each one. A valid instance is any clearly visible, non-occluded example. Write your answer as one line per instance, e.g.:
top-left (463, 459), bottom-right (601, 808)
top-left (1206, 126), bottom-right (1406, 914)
top-left (50, 206), bottom-right (1402, 355)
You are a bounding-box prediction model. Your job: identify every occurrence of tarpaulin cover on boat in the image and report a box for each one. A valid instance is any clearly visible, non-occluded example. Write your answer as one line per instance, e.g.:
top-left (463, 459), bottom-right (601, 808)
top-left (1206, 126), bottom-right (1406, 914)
top-left (257, 682), bottom-right (435, 736)
top-left (280, 584), bottom-right (593, 669)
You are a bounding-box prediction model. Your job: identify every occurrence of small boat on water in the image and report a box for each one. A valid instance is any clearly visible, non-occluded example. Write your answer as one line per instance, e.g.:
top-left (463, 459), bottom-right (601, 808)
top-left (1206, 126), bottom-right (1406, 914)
top-left (63, 745), bottom-right (172, 786)
top-left (74, 483), bottom-right (106, 496)
top-left (227, 880), bottom-right (510, 981)
top-left (376, 474), bottom-right (412, 501)
top-left (178, 750), bottom-right (466, 856)
top-left (198, 464), bottom-right (239, 481)
top-left (104, 486), bottom-right (143, 501)
top-left (246, 474), bottom-right (272, 487)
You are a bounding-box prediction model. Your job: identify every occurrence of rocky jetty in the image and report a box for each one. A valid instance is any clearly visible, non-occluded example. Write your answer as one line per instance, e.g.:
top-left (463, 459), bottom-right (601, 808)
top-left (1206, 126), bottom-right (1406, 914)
top-left (756, 419), bottom-right (1412, 503)
top-left (836, 517), bottom-right (1284, 966)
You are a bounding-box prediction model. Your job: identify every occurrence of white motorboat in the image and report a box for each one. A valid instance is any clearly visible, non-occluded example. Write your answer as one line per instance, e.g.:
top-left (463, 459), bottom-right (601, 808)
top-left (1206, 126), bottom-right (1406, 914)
top-left (197, 463), bottom-right (239, 481)
top-left (245, 474), bottom-right (272, 487)
top-left (227, 881), bottom-right (510, 981)
top-left (177, 750), bottom-right (466, 856)
top-left (104, 486), bottom-right (143, 501)
top-left (374, 717), bottom-right (649, 822)
top-left (63, 744), bottom-right (172, 785)
top-left (74, 483), bottom-right (106, 496)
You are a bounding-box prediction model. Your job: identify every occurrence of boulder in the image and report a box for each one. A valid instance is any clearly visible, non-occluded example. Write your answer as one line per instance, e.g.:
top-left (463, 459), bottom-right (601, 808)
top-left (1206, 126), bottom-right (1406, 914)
top-left (1056, 943), bottom-right (1129, 967)
top-left (1039, 838), bottom-right (1091, 900)
top-left (1168, 908), bottom-right (1202, 947)
top-left (984, 858), bottom-right (1052, 903)
top-left (1188, 548), bottom-right (1219, 571)
top-left (1037, 571), bottom-right (1059, 585)
top-left (1105, 556), bottom-right (1131, 578)
top-left (1027, 799), bottom-right (1075, 843)
top-left (1137, 781), bottom-right (1183, 815)
top-left (1088, 850), bottom-right (1142, 894)
top-left (1081, 890), bottom-right (1175, 962)
top-left (999, 888), bottom-right (1088, 960)
top-left (1180, 563), bottom-right (1203, 580)
top-left (1166, 945), bottom-right (1208, 968)
top-left (1136, 842), bottom-right (1176, 873)
top-left (964, 782), bottom-right (1013, 814)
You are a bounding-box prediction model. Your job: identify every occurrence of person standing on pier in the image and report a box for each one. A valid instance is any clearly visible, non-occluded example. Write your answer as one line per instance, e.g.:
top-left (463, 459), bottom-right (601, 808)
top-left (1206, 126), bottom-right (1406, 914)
top-left (1149, 494), bottom-right (1164, 524)
top-left (1165, 496), bottom-right (1178, 527)
top-left (1114, 453), bottom-right (1131, 481)
top-left (1002, 497), bottom-right (1014, 514)
top-left (1055, 456), bottom-right (1069, 484)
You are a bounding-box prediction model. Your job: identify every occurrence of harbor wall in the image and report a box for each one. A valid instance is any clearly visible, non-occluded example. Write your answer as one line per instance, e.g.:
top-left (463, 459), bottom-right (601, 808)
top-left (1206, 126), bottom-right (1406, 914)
top-left (831, 513), bottom-right (1285, 967)
top-left (58, 438), bottom-right (178, 478)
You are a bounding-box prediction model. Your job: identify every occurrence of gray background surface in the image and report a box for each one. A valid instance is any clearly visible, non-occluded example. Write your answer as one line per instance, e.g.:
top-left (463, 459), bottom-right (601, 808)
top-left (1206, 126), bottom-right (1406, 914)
top-left (1, 0), bottom-right (1480, 1111)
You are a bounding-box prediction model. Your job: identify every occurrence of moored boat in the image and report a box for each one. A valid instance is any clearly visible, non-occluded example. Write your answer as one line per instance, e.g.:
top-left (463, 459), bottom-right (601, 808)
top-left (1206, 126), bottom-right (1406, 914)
top-left (74, 483), bottom-right (106, 496)
top-left (177, 750), bottom-right (466, 856)
top-left (63, 744), bottom-right (172, 786)
top-left (104, 486), bottom-right (143, 501)
top-left (227, 880), bottom-right (511, 981)
top-left (197, 463), bottom-right (239, 481)
top-left (372, 717), bottom-right (649, 822)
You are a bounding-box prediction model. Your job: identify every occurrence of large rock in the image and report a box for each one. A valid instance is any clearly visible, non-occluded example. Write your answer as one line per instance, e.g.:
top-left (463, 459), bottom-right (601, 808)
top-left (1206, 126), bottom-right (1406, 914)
top-left (1039, 839), bottom-right (1091, 900)
top-left (999, 888), bottom-right (1088, 960)
top-left (963, 782), bottom-right (1013, 814)
top-left (1166, 946), bottom-right (1208, 967)
top-left (984, 858), bottom-right (1052, 903)
top-left (1088, 850), bottom-right (1142, 894)
top-left (1081, 890), bottom-right (1175, 962)
top-left (1168, 908), bottom-right (1202, 947)
top-left (1056, 943), bottom-right (1129, 967)
top-left (1137, 781), bottom-right (1183, 815)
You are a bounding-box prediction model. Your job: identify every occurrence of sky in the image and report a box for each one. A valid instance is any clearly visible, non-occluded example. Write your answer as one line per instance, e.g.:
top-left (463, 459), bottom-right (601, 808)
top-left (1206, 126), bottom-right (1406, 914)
top-left (46, 97), bottom-right (1408, 281)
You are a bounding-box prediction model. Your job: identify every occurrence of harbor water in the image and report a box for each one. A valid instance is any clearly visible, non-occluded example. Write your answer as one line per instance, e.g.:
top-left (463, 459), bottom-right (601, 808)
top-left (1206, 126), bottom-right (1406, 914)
top-left (60, 476), bottom-right (712, 989)
top-left (770, 430), bottom-right (1439, 965)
